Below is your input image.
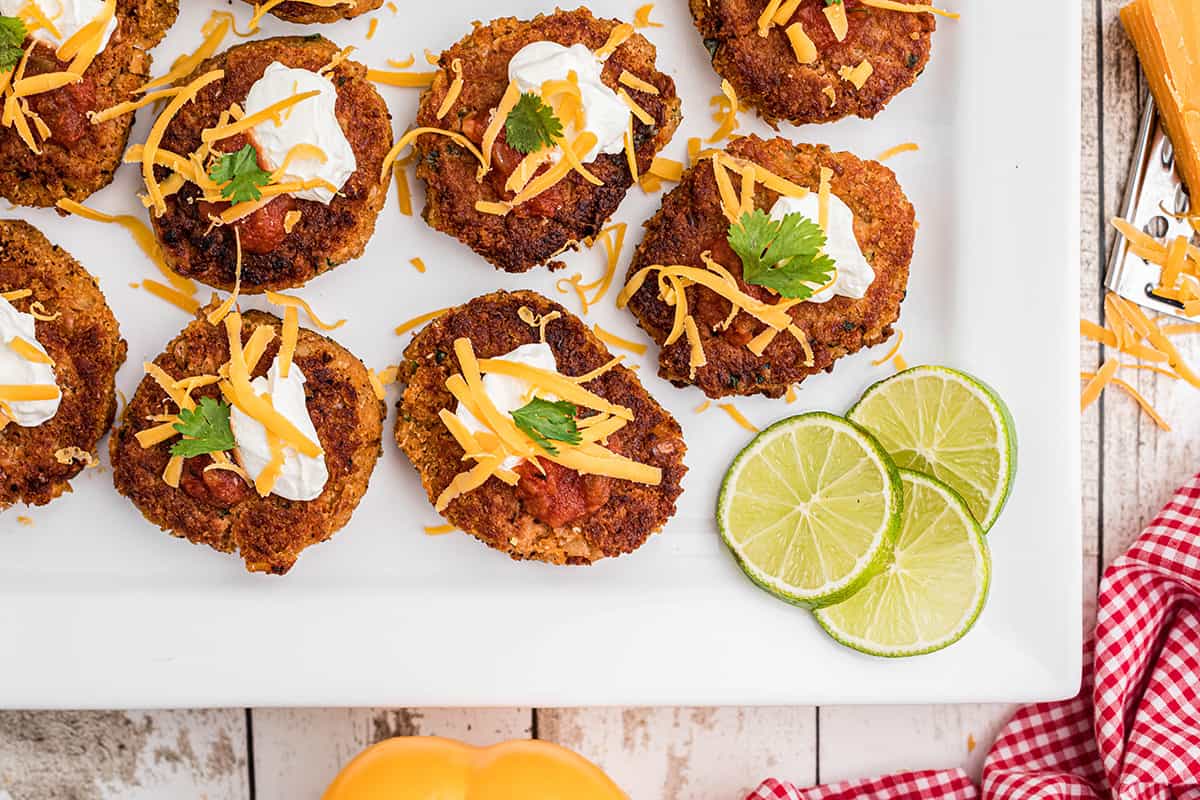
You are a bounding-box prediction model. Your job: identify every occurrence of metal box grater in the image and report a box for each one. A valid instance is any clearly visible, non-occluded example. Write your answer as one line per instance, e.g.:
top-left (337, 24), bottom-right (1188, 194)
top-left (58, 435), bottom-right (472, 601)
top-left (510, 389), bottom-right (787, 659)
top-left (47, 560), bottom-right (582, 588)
top-left (1104, 95), bottom-right (1196, 321)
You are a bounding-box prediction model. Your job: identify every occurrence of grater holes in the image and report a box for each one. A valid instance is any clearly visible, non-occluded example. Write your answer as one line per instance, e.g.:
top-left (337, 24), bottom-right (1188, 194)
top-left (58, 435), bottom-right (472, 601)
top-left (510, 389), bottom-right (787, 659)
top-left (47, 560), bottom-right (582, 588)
top-left (1144, 215), bottom-right (1170, 238)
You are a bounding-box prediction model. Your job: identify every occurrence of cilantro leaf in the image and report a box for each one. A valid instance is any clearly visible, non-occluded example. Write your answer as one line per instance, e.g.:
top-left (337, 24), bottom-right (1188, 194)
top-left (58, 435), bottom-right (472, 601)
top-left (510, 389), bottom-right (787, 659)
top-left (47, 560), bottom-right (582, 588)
top-left (504, 92), bottom-right (564, 155)
top-left (208, 144), bottom-right (272, 204)
top-left (510, 397), bottom-right (580, 455)
top-left (170, 397), bottom-right (236, 458)
top-left (0, 16), bottom-right (27, 74)
top-left (727, 209), bottom-right (837, 300)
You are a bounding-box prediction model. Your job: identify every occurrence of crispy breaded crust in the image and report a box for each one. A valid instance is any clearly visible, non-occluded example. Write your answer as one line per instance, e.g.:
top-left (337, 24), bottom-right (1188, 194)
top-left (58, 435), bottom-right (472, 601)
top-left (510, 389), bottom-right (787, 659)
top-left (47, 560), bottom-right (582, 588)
top-left (415, 8), bottom-right (682, 273)
top-left (0, 0), bottom-right (179, 207)
top-left (690, 0), bottom-right (934, 126)
top-left (240, 0), bottom-right (382, 24)
top-left (150, 36), bottom-right (392, 293)
top-left (395, 290), bottom-right (687, 565)
top-left (110, 307), bottom-right (385, 574)
top-left (0, 221), bottom-right (126, 508)
top-left (625, 135), bottom-right (915, 399)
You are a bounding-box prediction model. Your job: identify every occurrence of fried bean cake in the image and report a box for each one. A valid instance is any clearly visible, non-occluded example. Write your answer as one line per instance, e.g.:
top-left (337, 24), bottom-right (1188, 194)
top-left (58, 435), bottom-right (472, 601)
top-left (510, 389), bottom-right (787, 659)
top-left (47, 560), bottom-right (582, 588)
top-left (0, 220), bottom-right (126, 508)
top-left (0, 0), bottom-right (178, 206)
top-left (414, 8), bottom-right (681, 273)
top-left (396, 290), bottom-right (687, 565)
top-left (690, 0), bottom-right (938, 125)
top-left (111, 305), bottom-right (384, 574)
top-left (622, 135), bottom-right (915, 399)
top-left (146, 36), bottom-right (392, 293)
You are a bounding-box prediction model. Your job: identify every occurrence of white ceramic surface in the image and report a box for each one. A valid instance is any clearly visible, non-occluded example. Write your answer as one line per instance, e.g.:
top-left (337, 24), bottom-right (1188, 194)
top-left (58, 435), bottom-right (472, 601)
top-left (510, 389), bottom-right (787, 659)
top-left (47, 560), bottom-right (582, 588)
top-left (0, 0), bottom-right (1081, 707)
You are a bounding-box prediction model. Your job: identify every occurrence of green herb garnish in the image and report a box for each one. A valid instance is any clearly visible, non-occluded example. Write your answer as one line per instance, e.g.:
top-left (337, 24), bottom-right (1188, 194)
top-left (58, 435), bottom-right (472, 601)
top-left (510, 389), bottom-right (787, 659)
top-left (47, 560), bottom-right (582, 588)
top-left (510, 397), bottom-right (580, 455)
top-left (0, 16), bottom-right (27, 74)
top-left (208, 144), bottom-right (272, 204)
top-left (727, 209), bottom-right (836, 300)
top-left (170, 397), bottom-right (236, 458)
top-left (504, 92), bottom-right (564, 154)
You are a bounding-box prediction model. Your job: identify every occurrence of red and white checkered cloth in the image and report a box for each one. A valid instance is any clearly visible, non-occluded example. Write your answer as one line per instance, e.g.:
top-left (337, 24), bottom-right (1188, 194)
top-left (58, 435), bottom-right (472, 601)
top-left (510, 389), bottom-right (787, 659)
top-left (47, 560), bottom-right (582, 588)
top-left (747, 470), bottom-right (1200, 800)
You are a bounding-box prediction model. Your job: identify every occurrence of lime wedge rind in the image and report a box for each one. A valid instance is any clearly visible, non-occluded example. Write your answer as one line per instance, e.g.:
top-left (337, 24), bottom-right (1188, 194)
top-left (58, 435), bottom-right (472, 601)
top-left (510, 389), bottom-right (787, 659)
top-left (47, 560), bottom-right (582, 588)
top-left (847, 366), bottom-right (1017, 533)
top-left (813, 470), bottom-right (991, 658)
top-left (717, 412), bottom-right (904, 610)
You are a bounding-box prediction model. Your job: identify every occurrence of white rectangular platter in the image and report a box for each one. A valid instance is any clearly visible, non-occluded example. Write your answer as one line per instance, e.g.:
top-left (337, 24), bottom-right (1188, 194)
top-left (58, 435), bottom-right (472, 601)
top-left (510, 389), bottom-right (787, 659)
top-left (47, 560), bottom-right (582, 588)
top-left (0, 0), bottom-right (1081, 707)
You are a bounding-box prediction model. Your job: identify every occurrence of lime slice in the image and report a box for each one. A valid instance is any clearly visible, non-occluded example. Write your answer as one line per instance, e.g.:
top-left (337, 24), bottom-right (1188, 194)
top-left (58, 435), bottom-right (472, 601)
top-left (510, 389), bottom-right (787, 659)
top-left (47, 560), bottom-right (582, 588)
top-left (847, 366), bottom-right (1017, 532)
top-left (814, 470), bottom-right (990, 657)
top-left (717, 412), bottom-right (903, 609)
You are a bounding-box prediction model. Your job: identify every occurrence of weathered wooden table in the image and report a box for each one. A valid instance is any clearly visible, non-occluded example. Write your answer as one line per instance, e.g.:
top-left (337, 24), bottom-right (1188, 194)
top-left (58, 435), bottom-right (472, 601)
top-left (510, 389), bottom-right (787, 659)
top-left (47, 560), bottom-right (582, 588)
top-left (2, 3), bottom-right (1196, 797)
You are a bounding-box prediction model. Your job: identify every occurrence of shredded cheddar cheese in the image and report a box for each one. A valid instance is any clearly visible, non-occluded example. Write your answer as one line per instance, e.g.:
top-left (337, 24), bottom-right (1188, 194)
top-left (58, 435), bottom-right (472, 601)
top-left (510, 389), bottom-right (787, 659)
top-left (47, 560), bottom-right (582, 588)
top-left (838, 60), bottom-right (874, 90)
top-left (758, 0), bottom-right (786, 36)
top-left (1080, 359), bottom-right (1120, 410)
top-left (633, 3), bottom-right (662, 28)
top-left (436, 58), bottom-right (464, 120)
top-left (708, 80), bottom-right (740, 143)
top-left (773, 0), bottom-right (803, 25)
top-left (367, 68), bottom-right (438, 87)
top-left (593, 324), bottom-right (648, 355)
top-left (860, 0), bottom-right (959, 19)
top-left (648, 156), bottom-right (683, 182)
top-left (786, 22), bottom-right (818, 64)
top-left (823, 2), bottom-right (848, 40)
top-left (264, 292), bottom-right (345, 331)
top-left (871, 329), bottom-right (904, 365)
top-left (381, 126), bottom-right (486, 182)
top-left (278, 305), bottom-right (299, 379)
top-left (877, 142), bottom-right (920, 161)
top-left (409, 257), bottom-right (427, 273)
top-left (596, 23), bottom-right (634, 59)
top-left (619, 70), bottom-right (659, 95)
top-left (9, 336), bottom-right (50, 365)
top-left (142, 280), bottom-right (201, 314)
top-left (718, 404), bottom-right (758, 432)
top-left (395, 307), bottom-right (450, 336)
top-left (424, 524), bottom-right (457, 535)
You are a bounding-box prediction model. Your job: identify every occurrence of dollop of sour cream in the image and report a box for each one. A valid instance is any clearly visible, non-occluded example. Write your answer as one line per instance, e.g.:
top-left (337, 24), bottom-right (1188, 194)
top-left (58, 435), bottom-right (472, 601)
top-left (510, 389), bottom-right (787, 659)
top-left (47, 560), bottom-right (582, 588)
top-left (455, 342), bottom-right (558, 471)
top-left (229, 358), bottom-right (328, 501)
top-left (768, 193), bottom-right (876, 303)
top-left (0, 0), bottom-right (117, 53)
top-left (243, 62), bottom-right (357, 205)
top-left (0, 295), bottom-right (59, 427)
top-left (507, 41), bottom-right (630, 164)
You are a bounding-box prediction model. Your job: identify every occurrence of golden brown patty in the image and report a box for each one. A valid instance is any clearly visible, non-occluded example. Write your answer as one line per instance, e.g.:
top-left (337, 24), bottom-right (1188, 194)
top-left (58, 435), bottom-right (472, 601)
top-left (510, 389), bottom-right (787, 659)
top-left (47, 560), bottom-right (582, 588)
top-left (415, 8), bottom-right (681, 273)
top-left (396, 290), bottom-right (687, 565)
top-left (239, 0), bottom-right (382, 24)
top-left (624, 135), bottom-right (915, 399)
top-left (150, 36), bottom-right (392, 293)
top-left (690, 0), bottom-right (935, 125)
top-left (110, 307), bottom-right (384, 574)
top-left (0, 220), bottom-right (126, 508)
top-left (0, 0), bottom-right (179, 207)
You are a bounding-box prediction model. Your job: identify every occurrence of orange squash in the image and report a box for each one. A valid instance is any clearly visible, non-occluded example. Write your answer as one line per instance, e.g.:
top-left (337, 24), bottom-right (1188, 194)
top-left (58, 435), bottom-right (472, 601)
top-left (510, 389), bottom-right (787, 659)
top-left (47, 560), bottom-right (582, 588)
top-left (322, 736), bottom-right (627, 800)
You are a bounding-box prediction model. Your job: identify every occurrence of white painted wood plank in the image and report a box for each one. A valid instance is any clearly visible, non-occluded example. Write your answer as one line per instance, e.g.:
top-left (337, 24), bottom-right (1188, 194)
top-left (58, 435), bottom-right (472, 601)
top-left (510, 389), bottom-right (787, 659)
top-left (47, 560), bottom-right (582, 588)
top-left (251, 708), bottom-right (531, 800)
top-left (536, 707), bottom-right (815, 799)
top-left (818, 704), bottom-right (1011, 784)
top-left (0, 709), bottom-right (248, 800)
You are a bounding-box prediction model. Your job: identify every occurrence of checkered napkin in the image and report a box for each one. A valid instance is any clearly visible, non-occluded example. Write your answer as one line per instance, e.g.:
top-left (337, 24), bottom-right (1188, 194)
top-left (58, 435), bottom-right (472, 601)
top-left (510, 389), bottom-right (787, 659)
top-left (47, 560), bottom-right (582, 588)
top-left (746, 470), bottom-right (1200, 800)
